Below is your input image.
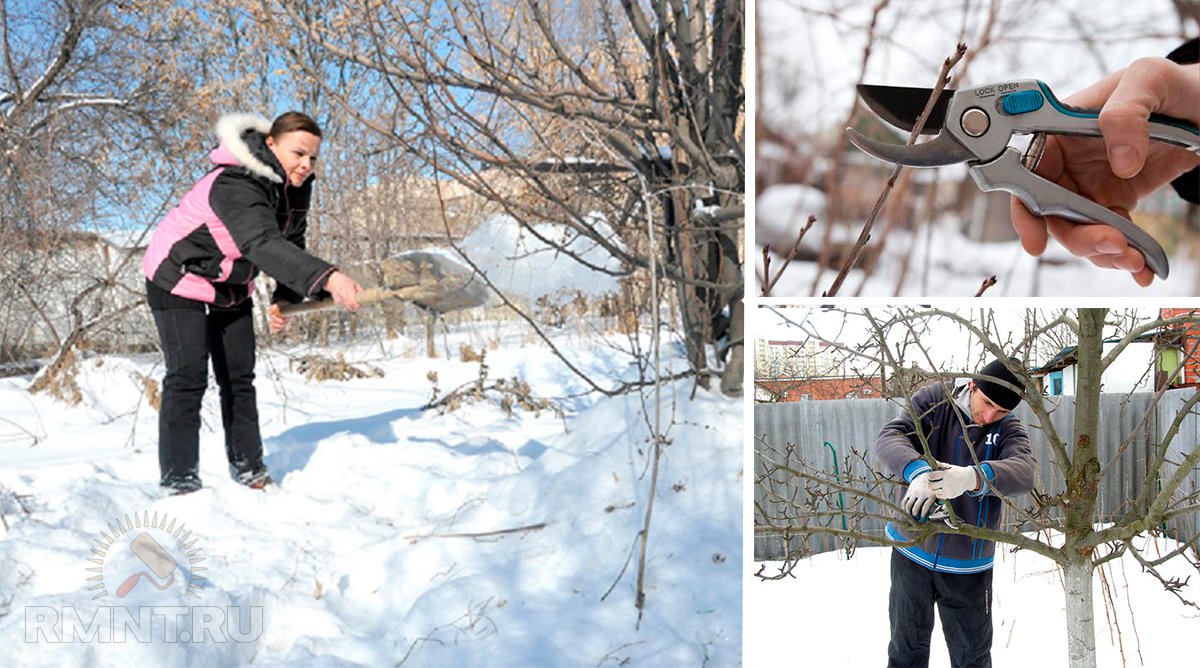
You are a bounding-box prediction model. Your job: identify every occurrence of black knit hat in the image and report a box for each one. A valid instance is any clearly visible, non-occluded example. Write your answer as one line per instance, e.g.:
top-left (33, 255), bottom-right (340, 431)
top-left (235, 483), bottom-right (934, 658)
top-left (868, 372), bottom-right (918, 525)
top-left (976, 357), bottom-right (1022, 410)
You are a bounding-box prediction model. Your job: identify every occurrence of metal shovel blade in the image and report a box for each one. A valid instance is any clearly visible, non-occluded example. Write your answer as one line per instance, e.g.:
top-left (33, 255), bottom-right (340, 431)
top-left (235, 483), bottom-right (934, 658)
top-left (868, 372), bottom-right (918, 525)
top-left (378, 250), bottom-right (488, 313)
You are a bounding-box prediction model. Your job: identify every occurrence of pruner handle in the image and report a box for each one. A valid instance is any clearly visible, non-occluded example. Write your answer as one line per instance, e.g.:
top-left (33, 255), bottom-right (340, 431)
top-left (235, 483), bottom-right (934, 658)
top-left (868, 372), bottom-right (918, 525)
top-left (1021, 81), bottom-right (1200, 153)
top-left (969, 148), bottom-right (1170, 279)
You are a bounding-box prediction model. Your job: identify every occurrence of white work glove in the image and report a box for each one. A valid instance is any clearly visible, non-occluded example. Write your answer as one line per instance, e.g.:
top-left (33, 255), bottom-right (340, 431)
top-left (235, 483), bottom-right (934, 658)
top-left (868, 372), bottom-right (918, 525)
top-left (902, 472), bottom-right (939, 519)
top-left (928, 464), bottom-right (980, 500)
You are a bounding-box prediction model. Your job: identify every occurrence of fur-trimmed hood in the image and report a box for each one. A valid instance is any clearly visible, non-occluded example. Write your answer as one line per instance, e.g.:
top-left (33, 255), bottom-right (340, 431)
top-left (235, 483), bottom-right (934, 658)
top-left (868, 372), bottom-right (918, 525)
top-left (208, 113), bottom-right (284, 184)
top-left (144, 113), bottom-right (333, 308)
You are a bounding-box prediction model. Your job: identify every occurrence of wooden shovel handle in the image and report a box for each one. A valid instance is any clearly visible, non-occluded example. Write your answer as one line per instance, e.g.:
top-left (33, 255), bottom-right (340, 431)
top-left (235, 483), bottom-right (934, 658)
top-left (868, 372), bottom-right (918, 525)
top-left (276, 287), bottom-right (417, 316)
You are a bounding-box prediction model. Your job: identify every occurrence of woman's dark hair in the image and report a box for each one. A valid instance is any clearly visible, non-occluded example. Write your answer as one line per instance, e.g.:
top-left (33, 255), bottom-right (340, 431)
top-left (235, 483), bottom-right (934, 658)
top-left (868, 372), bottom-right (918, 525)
top-left (269, 111), bottom-right (322, 139)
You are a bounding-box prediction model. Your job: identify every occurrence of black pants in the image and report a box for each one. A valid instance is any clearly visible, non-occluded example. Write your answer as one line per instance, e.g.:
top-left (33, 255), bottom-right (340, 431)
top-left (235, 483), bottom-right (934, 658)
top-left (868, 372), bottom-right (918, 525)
top-left (149, 286), bottom-right (265, 487)
top-left (888, 549), bottom-right (993, 668)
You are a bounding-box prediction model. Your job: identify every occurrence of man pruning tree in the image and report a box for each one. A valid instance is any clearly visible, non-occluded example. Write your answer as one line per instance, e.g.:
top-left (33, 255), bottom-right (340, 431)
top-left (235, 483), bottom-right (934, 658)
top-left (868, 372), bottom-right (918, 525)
top-left (877, 357), bottom-right (1037, 668)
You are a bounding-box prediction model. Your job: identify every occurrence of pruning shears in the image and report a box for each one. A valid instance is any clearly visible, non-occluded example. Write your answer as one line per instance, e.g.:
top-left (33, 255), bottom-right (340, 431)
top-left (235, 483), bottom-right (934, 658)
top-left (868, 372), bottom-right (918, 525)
top-left (917, 500), bottom-right (960, 530)
top-left (924, 501), bottom-right (960, 529)
top-left (847, 80), bottom-right (1200, 279)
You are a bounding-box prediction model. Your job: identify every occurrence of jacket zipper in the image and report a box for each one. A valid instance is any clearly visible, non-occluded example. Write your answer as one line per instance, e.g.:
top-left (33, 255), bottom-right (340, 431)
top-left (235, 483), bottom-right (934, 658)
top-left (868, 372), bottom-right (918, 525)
top-left (240, 179), bottom-right (290, 287)
top-left (281, 183), bottom-right (292, 236)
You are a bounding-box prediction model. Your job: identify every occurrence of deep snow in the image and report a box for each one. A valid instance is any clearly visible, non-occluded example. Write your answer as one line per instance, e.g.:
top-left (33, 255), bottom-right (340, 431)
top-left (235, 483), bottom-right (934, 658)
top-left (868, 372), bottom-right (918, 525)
top-left (0, 324), bottom-right (740, 666)
top-left (746, 534), bottom-right (1200, 668)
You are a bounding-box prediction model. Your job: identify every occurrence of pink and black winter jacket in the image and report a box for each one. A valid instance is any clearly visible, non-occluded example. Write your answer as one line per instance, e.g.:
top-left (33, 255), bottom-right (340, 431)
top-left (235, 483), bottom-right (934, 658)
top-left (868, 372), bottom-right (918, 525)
top-left (876, 382), bottom-right (1036, 574)
top-left (143, 114), bottom-right (336, 307)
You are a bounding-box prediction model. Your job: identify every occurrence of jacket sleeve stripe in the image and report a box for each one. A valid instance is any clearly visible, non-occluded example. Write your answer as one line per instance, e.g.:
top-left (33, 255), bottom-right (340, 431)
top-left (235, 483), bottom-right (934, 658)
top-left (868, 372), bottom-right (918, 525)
top-left (307, 266), bottom-right (337, 298)
top-left (967, 463), bottom-right (997, 497)
top-left (903, 459), bottom-right (932, 483)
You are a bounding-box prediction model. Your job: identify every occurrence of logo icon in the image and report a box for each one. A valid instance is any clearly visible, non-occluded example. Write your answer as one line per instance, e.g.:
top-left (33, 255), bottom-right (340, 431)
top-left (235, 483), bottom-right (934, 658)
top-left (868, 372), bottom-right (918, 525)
top-left (24, 510), bottom-right (263, 644)
top-left (86, 511), bottom-right (206, 601)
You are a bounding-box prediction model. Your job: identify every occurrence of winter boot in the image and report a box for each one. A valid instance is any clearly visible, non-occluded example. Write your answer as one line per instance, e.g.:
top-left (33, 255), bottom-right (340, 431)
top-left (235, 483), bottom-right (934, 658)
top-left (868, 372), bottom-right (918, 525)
top-left (236, 467), bottom-right (274, 490)
top-left (162, 475), bottom-right (202, 495)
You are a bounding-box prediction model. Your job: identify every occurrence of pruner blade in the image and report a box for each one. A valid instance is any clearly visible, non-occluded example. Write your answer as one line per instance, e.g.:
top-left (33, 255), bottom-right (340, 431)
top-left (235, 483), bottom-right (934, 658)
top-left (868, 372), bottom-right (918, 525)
top-left (846, 128), bottom-right (975, 167)
top-left (857, 84), bottom-right (954, 135)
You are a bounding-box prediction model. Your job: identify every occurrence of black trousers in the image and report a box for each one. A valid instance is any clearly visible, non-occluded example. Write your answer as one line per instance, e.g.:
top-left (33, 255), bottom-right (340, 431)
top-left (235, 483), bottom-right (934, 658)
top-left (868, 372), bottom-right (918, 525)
top-left (887, 549), bottom-right (993, 668)
top-left (149, 287), bottom-right (265, 487)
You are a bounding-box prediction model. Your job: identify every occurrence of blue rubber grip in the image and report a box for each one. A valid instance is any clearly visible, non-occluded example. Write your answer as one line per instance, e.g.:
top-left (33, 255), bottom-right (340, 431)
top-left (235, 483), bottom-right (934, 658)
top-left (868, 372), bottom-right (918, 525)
top-left (1038, 80), bottom-right (1199, 135)
top-left (1001, 90), bottom-right (1044, 115)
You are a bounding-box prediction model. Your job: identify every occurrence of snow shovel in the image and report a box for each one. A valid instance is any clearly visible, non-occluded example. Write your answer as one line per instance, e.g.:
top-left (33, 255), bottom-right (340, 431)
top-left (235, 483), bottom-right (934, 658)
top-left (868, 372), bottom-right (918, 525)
top-left (277, 250), bottom-right (488, 317)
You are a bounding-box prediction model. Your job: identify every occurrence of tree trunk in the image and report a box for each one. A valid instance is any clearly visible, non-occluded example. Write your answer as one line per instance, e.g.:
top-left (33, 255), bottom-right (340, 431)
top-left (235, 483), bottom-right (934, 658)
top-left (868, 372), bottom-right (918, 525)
top-left (1061, 308), bottom-right (1106, 668)
top-left (425, 311), bottom-right (437, 359)
top-left (720, 296), bottom-right (744, 396)
top-left (667, 189), bottom-right (711, 390)
top-left (1063, 560), bottom-right (1097, 668)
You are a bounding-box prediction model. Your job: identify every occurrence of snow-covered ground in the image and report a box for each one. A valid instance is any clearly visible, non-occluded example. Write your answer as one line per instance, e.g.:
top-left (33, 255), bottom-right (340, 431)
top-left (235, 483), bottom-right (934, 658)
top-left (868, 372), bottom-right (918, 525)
top-left (746, 535), bottom-right (1200, 668)
top-left (0, 324), bottom-right (741, 666)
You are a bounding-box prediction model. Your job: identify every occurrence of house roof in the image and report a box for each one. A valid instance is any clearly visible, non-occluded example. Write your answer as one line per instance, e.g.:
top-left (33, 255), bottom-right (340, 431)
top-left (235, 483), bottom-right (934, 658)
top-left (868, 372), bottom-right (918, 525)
top-left (1029, 333), bottom-right (1158, 375)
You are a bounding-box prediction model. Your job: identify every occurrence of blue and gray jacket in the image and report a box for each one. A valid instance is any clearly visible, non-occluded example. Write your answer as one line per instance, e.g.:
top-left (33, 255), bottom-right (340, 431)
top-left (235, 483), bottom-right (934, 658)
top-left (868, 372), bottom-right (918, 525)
top-left (876, 382), bottom-right (1036, 574)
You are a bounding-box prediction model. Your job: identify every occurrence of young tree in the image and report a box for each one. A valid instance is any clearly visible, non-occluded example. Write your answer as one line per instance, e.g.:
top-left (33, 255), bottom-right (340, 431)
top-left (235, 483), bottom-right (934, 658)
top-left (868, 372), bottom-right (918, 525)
top-left (755, 307), bottom-right (1200, 668)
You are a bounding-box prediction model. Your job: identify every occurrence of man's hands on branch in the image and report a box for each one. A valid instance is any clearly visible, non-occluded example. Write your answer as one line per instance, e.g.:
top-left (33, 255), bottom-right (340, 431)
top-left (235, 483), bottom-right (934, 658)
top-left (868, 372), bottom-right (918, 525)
top-left (1010, 60), bottom-right (1200, 286)
top-left (903, 472), bottom-right (939, 519)
top-left (928, 463), bottom-right (980, 500)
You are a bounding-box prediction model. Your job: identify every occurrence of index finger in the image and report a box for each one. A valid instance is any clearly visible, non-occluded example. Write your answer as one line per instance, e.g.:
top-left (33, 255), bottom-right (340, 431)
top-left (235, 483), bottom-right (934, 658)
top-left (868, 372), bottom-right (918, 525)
top-left (1098, 60), bottom-right (1168, 177)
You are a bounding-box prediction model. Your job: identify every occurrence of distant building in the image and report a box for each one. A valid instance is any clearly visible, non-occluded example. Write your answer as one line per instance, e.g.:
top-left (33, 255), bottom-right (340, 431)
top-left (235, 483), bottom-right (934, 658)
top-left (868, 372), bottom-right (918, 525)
top-left (755, 375), bottom-right (884, 402)
top-left (754, 335), bottom-right (924, 402)
top-left (1158, 307), bottom-right (1200, 388)
top-left (754, 338), bottom-right (843, 379)
top-left (1031, 310), bottom-right (1200, 396)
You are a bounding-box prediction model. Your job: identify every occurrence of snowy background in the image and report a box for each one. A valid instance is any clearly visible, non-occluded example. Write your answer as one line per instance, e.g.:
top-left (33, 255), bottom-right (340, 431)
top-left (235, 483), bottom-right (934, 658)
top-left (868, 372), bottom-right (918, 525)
top-left (0, 324), bottom-right (740, 666)
top-left (0, 218), bottom-right (742, 666)
top-left (756, 184), bottom-right (1200, 297)
top-left (460, 214), bottom-right (625, 305)
top-left (754, 0), bottom-right (1199, 297)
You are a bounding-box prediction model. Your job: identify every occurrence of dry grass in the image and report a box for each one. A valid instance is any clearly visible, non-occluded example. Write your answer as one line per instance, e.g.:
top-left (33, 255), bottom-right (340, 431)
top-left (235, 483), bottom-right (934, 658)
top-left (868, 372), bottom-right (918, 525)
top-left (291, 353), bottom-right (385, 382)
top-left (27, 343), bottom-right (82, 405)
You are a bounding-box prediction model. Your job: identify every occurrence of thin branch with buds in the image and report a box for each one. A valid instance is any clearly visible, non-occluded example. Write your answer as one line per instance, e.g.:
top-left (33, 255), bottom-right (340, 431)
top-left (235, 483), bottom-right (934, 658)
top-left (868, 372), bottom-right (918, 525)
top-left (824, 43), bottom-right (968, 297)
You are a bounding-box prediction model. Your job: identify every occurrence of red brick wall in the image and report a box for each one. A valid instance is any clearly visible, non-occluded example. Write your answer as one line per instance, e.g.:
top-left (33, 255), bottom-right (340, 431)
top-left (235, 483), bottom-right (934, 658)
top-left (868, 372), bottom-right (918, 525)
top-left (756, 377), bottom-right (884, 402)
top-left (1160, 308), bottom-right (1200, 386)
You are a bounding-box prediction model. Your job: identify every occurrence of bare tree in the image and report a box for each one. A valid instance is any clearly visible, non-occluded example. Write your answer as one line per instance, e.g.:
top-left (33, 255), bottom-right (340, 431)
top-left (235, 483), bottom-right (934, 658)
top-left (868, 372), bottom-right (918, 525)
top-left (755, 307), bottom-right (1200, 668)
top-left (255, 0), bottom-right (745, 395)
top-left (0, 0), bottom-right (225, 394)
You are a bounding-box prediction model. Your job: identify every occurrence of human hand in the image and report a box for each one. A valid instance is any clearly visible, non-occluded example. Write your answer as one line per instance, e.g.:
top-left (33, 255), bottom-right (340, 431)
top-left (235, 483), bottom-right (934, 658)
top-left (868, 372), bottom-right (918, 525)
top-left (325, 271), bottom-right (362, 311)
top-left (902, 472), bottom-right (939, 519)
top-left (268, 302), bottom-right (291, 333)
top-left (1010, 59), bottom-right (1200, 287)
top-left (928, 464), bottom-right (980, 500)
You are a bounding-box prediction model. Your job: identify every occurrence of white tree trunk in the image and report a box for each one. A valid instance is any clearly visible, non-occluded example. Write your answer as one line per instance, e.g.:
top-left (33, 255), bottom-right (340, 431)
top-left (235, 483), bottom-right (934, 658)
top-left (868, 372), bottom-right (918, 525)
top-left (1064, 561), bottom-right (1097, 668)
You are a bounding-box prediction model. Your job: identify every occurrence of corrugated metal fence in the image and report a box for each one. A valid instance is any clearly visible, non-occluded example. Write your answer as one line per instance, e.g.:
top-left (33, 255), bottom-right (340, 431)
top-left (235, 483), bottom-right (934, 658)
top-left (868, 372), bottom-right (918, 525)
top-left (754, 389), bottom-right (1200, 560)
